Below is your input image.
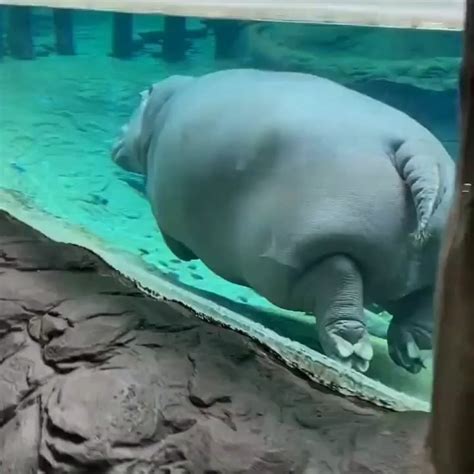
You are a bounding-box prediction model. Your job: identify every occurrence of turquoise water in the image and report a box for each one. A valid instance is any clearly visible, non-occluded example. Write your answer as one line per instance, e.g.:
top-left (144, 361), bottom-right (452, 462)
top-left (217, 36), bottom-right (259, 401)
top-left (0, 7), bottom-right (462, 405)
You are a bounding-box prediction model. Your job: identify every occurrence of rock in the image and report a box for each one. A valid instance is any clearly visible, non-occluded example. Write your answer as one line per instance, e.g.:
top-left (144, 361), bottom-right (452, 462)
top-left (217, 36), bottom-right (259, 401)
top-left (37, 314), bottom-right (69, 344)
top-left (0, 331), bottom-right (27, 364)
top-left (43, 314), bottom-right (135, 367)
top-left (0, 402), bottom-right (41, 473)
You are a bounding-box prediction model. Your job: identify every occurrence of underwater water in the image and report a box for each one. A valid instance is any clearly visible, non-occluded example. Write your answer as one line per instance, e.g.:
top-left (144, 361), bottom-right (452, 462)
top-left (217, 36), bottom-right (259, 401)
top-left (0, 7), bottom-right (462, 407)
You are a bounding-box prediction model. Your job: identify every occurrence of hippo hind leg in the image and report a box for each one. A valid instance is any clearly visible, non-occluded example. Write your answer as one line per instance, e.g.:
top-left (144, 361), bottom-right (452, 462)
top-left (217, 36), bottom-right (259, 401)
top-left (384, 287), bottom-right (434, 374)
top-left (290, 254), bottom-right (373, 372)
top-left (162, 233), bottom-right (197, 261)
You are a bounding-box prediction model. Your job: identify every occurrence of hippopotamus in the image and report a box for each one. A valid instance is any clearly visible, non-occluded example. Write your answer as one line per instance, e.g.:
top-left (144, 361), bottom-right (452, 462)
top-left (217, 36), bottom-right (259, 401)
top-left (111, 69), bottom-right (455, 374)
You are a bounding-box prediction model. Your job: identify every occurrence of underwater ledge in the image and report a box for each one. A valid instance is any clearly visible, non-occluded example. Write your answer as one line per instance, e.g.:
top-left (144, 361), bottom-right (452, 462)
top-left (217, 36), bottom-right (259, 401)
top-left (2, 0), bottom-right (465, 30)
top-left (0, 188), bottom-right (430, 413)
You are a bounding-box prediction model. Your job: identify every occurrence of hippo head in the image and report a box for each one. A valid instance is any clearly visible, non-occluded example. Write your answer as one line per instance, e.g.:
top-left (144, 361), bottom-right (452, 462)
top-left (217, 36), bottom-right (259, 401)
top-left (111, 75), bottom-right (194, 175)
top-left (111, 87), bottom-right (152, 174)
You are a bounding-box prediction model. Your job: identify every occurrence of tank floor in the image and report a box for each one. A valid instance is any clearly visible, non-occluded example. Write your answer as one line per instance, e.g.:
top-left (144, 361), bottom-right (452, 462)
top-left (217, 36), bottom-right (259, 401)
top-left (0, 211), bottom-right (434, 473)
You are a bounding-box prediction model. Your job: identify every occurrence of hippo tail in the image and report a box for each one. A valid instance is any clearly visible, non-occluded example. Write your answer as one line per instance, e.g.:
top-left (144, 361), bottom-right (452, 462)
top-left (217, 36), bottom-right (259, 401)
top-left (392, 139), bottom-right (450, 247)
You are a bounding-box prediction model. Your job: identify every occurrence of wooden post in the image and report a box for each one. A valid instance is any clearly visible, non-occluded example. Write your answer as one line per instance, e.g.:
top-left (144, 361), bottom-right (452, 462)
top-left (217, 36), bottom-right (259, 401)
top-left (7, 6), bottom-right (34, 60)
top-left (112, 13), bottom-right (134, 59)
top-left (53, 8), bottom-right (75, 55)
top-left (211, 19), bottom-right (243, 59)
top-left (428, 1), bottom-right (474, 472)
top-left (162, 16), bottom-right (186, 62)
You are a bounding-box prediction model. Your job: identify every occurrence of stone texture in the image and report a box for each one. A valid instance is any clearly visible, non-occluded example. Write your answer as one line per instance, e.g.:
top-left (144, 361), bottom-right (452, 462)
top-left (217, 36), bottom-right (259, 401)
top-left (0, 211), bottom-right (433, 473)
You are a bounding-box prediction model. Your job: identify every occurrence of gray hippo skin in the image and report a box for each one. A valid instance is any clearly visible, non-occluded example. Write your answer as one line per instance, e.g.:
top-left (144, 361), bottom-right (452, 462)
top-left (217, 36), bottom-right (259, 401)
top-left (112, 69), bottom-right (455, 374)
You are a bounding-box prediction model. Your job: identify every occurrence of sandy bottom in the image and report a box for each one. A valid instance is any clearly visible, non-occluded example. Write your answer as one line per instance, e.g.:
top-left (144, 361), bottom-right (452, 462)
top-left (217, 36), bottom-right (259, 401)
top-left (0, 10), bottom-right (434, 403)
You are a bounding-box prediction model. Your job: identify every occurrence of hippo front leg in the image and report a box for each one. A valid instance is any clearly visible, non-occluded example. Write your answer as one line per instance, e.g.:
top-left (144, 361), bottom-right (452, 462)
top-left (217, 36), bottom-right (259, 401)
top-left (291, 255), bottom-right (373, 372)
top-left (384, 288), bottom-right (434, 374)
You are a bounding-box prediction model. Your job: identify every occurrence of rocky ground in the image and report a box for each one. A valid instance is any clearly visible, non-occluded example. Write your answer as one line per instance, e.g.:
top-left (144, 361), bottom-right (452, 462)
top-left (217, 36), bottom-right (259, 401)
top-left (0, 210), bottom-right (434, 473)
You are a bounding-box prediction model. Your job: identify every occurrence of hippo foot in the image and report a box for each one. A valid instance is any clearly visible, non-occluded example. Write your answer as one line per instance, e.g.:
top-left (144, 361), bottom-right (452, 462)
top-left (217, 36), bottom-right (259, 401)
top-left (318, 319), bottom-right (373, 373)
top-left (387, 320), bottom-right (431, 374)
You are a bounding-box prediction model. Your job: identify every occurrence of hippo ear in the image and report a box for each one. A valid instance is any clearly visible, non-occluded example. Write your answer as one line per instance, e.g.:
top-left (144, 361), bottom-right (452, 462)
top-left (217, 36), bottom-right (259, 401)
top-left (138, 82), bottom-right (158, 100)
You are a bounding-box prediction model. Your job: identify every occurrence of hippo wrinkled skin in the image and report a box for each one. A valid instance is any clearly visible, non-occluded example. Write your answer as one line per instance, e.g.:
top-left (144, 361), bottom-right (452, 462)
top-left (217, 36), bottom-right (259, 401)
top-left (112, 69), bottom-right (454, 374)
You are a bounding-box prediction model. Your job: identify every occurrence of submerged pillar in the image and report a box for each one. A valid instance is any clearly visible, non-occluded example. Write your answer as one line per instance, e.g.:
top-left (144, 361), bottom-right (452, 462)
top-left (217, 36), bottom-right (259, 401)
top-left (162, 16), bottom-right (186, 62)
top-left (112, 13), bottom-right (134, 59)
top-left (211, 19), bottom-right (243, 59)
top-left (53, 8), bottom-right (75, 55)
top-left (7, 6), bottom-right (34, 60)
